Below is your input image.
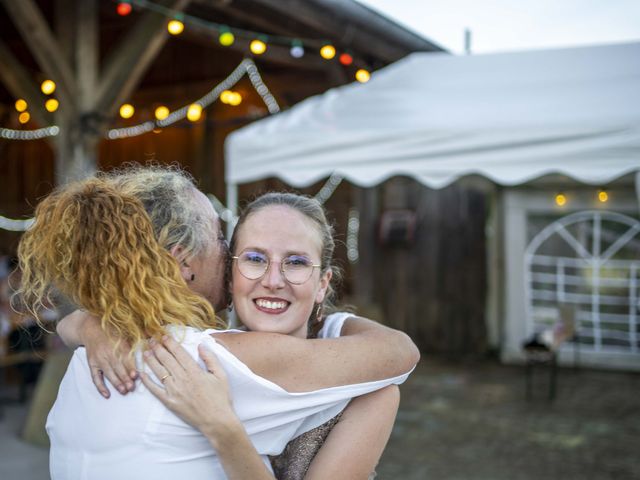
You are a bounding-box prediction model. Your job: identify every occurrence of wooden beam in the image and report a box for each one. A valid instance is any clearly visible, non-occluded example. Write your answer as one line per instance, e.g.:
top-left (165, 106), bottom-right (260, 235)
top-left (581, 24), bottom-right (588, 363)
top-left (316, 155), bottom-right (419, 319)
top-left (76, 0), bottom-right (98, 112)
top-left (181, 22), bottom-right (327, 70)
top-left (195, 0), bottom-right (303, 37)
top-left (312, 0), bottom-right (445, 53)
top-left (0, 39), bottom-right (52, 127)
top-left (1, 0), bottom-right (77, 111)
top-left (55, 0), bottom-right (76, 69)
top-left (95, 0), bottom-right (192, 118)
top-left (246, 0), bottom-right (410, 62)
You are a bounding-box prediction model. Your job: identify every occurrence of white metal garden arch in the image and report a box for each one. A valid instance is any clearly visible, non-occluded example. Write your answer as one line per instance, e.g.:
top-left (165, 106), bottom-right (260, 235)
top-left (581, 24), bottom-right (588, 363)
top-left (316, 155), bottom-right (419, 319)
top-left (525, 210), bottom-right (640, 357)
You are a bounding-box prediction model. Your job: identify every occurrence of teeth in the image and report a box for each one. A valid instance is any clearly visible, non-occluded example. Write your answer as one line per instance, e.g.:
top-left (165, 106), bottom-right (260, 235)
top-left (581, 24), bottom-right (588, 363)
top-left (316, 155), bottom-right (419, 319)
top-left (256, 299), bottom-right (287, 310)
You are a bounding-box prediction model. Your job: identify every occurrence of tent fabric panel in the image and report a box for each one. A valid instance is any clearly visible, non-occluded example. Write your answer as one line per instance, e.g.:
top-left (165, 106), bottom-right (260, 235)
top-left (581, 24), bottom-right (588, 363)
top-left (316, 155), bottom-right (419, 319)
top-left (226, 42), bottom-right (640, 188)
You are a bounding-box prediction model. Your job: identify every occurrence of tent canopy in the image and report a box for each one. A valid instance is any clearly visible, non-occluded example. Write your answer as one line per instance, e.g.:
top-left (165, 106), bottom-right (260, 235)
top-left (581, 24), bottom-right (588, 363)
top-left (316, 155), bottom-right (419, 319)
top-left (225, 42), bottom-right (640, 189)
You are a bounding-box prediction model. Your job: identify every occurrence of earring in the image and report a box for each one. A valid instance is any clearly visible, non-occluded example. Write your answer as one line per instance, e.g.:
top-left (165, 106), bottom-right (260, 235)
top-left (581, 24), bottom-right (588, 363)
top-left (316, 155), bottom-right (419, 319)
top-left (190, 274), bottom-right (195, 281)
top-left (314, 303), bottom-right (323, 323)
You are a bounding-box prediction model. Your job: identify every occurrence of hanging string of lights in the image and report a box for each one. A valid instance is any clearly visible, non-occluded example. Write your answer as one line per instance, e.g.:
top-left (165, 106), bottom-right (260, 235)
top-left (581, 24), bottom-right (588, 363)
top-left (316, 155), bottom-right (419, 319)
top-left (115, 0), bottom-right (371, 81)
top-left (314, 173), bottom-right (344, 204)
top-left (347, 207), bottom-right (360, 264)
top-left (0, 125), bottom-right (60, 140)
top-left (107, 58), bottom-right (279, 139)
top-left (2, 58), bottom-right (276, 141)
top-left (0, 215), bottom-right (34, 232)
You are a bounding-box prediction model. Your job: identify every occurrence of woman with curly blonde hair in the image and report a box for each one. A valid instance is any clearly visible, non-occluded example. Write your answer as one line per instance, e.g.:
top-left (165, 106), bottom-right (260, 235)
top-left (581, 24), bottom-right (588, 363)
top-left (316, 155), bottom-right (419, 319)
top-left (18, 165), bottom-right (417, 480)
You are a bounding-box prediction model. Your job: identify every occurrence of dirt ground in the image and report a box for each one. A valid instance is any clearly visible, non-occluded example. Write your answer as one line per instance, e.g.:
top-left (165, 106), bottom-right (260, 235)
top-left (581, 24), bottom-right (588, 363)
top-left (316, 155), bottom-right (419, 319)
top-left (376, 359), bottom-right (640, 480)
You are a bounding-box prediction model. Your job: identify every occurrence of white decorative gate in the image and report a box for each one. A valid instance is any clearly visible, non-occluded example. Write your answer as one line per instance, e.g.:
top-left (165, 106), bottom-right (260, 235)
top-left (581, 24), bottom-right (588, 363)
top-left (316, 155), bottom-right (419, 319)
top-left (525, 211), bottom-right (640, 356)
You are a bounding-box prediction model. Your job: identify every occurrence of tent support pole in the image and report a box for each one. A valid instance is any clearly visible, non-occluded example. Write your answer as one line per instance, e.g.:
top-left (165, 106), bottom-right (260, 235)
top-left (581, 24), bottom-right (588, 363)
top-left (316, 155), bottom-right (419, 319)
top-left (226, 181), bottom-right (238, 327)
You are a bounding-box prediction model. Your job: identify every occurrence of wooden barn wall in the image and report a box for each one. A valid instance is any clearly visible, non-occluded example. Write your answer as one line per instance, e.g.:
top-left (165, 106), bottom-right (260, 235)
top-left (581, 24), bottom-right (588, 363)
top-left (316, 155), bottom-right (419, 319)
top-left (0, 138), bottom-right (55, 254)
top-left (366, 178), bottom-right (488, 357)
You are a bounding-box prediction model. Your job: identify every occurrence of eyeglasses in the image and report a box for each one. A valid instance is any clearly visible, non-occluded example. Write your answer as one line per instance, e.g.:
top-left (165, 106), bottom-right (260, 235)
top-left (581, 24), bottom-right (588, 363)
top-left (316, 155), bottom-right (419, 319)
top-left (232, 250), bottom-right (321, 285)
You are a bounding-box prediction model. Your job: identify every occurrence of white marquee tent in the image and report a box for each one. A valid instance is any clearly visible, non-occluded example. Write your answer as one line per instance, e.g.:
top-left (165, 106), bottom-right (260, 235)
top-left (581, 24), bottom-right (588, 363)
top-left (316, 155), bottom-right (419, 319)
top-left (225, 41), bottom-right (640, 204)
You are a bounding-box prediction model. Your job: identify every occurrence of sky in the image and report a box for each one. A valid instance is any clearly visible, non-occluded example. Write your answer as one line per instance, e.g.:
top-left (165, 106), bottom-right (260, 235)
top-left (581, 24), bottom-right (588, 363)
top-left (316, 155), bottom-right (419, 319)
top-left (356, 0), bottom-right (640, 55)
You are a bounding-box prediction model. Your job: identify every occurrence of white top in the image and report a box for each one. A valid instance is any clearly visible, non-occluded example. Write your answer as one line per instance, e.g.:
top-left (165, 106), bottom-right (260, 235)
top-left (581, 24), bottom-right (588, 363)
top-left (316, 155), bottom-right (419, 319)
top-left (47, 313), bottom-right (411, 480)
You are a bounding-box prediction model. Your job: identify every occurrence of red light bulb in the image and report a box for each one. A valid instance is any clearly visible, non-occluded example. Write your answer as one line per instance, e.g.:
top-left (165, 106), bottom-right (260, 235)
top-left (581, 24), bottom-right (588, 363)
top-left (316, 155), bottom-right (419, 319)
top-left (339, 53), bottom-right (353, 66)
top-left (117, 2), bottom-right (132, 16)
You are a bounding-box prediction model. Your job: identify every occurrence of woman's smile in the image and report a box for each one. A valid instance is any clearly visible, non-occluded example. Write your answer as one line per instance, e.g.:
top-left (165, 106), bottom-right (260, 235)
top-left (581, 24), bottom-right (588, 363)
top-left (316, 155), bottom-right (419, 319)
top-left (254, 297), bottom-right (290, 314)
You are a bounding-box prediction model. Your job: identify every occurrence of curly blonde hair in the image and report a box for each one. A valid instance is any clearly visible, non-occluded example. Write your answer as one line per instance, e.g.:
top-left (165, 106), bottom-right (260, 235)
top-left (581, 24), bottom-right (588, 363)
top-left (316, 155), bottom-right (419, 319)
top-left (17, 175), bottom-right (220, 350)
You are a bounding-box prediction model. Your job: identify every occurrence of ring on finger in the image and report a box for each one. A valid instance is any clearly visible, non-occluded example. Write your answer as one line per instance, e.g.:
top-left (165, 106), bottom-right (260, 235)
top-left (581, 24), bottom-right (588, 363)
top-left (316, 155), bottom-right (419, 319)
top-left (160, 373), bottom-right (171, 383)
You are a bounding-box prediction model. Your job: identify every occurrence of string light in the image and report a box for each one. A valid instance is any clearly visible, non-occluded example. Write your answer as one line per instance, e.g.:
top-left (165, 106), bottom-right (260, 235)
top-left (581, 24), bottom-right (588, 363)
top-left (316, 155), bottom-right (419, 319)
top-left (107, 59), bottom-right (279, 139)
top-left (108, 1), bottom-right (369, 72)
top-left (186, 103), bottom-right (203, 122)
top-left (347, 207), bottom-right (360, 263)
top-left (355, 69), bottom-right (370, 83)
top-left (107, 122), bottom-right (154, 139)
top-left (220, 90), bottom-right (242, 106)
top-left (314, 173), bottom-right (343, 204)
top-left (207, 194), bottom-right (237, 224)
top-left (290, 40), bottom-right (304, 58)
top-left (3, 60), bottom-right (279, 142)
top-left (116, 1), bottom-right (132, 16)
top-left (555, 193), bottom-right (567, 206)
top-left (0, 125), bottom-right (59, 140)
top-left (41, 80), bottom-right (56, 95)
top-left (18, 112), bottom-right (30, 124)
top-left (220, 90), bottom-right (234, 104)
top-left (320, 44), bottom-right (336, 60)
top-left (15, 99), bottom-right (27, 112)
top-left (45, 98), bottom-right (59, 112)
top-left (154, 106), bottom-right (170, 120)
top-left (0, 215), bottom-right (34, 232)
top-left (339, 53), bottom-right (353, 66)
top-left (167, 18), bottom-right (184, 35)
top-left (219, 28), bottom-right (235, 46)
top-left (250, 38), bottom-right (267, 55)
top-left (119, 103), bottom-right (135, 119)
top-left (598, 190), bottom-right (609, 203)
top-left (245, 60), bottom-right (280, 114)
top-left (228, 92), bottom-right (242, 106)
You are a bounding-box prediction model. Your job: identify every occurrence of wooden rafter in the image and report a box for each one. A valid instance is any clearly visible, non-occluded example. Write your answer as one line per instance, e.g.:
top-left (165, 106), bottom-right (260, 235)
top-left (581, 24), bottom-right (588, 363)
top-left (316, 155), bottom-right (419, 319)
top-left (247, 0), bottom-right (413, 62)
top-left (182, 23), bottom-right (326, 70)
top-left (95, 0), bottom-right (192, 118)
top-left (313, 0), bottom-right (444, 52)
top-left (76, 0), bottom-right (98, 112)
top-left (1, 0), bottom-right (77, 111)
top-left (196, 0), bottom-right (303, 37)
top-left (0, 39), bottom-right (52, 127)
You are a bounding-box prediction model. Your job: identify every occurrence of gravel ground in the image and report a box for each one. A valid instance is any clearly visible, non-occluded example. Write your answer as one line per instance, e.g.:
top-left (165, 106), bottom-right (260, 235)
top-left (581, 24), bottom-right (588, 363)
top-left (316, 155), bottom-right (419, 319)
top-left (377, 359), bottom-right (640, 480)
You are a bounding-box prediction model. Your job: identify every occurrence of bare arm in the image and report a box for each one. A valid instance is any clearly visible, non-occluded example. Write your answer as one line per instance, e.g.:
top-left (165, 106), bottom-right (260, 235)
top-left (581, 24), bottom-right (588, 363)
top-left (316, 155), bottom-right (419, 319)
top-left (305, 386), bottom-right (400, 479)
top-left (57, 310), bottom-right (136, 397)
top-left (214, 315), bottom-right (419, 392)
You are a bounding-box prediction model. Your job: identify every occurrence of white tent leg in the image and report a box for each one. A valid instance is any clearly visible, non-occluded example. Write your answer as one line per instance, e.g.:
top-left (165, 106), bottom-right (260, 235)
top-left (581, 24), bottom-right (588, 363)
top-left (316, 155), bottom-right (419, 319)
top-left (226, 182), bottom-right (238, 327)
top-left (635, 171), bottom-right (640, 215)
